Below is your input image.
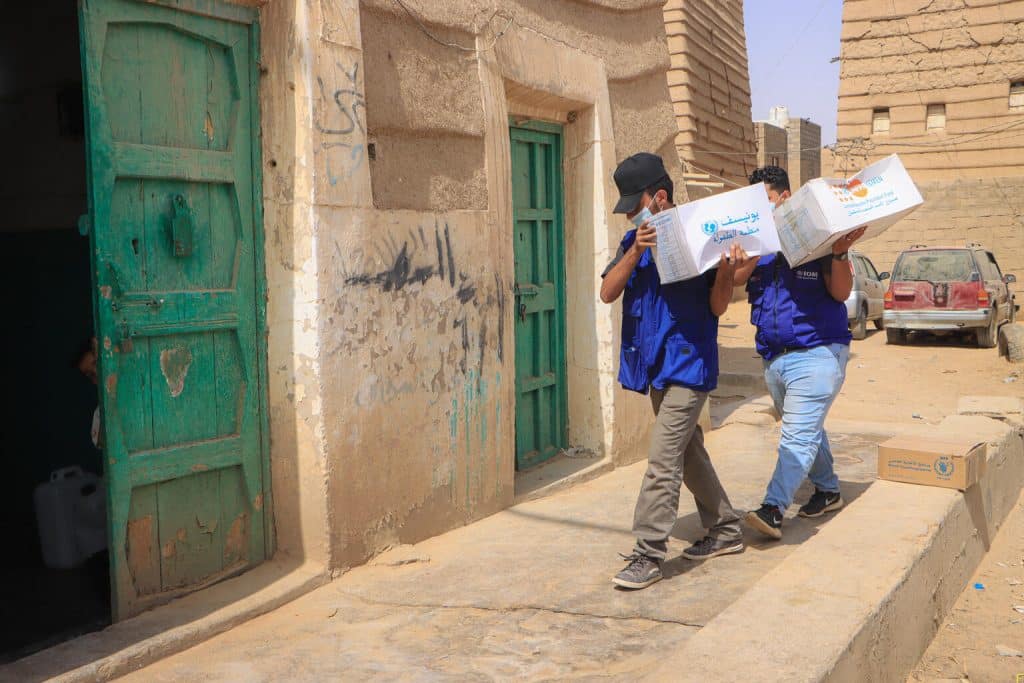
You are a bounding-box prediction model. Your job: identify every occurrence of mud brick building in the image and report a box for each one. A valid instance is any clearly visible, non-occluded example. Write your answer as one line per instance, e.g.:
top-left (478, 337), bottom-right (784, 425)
top-left (663, 0), bottom-right (756, 193)
top-left (835, 0), bottom-right (1024, 275)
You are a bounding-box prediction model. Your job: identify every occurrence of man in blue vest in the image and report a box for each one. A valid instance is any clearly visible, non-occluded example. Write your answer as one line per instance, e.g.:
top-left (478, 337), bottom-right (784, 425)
top-left (734, 166), bottom-right (866, 540)
top-left (601, 153), bottom-right (747, 590)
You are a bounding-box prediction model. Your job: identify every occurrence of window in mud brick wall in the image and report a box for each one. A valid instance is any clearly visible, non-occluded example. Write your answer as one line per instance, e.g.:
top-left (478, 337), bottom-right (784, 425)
top-left (872, 108), bottom-right (890, 135)
top-left (926, 104), bottom-right (946, 130)
top-left (1011, 81), bottom-right (1024, 109)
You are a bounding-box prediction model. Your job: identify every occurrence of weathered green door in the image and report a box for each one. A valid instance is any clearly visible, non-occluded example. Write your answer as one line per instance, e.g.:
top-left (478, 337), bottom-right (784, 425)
top-left (510, 122), bottom-right (568, 470)
top-left (79, 0), bottom-right (270, 620)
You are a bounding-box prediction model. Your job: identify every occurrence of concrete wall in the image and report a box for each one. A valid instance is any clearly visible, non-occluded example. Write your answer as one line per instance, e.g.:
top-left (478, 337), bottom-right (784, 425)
top-left (255, 0), bottom-right (686, 570)
top-left (836, 0), bottom-right (1024, 276)
top-left (754, 122), bottom-right (788, 173)
top-left (663, 0), bottom-right (755, 192)
top-left (785, 118), bottom-right (821, 189)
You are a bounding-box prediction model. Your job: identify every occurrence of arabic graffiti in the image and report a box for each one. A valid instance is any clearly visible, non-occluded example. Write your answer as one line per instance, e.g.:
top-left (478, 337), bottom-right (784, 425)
top-left (315, 59), bottom-right (366, 186)
top-left (331, 220), bottom-right (509, 400)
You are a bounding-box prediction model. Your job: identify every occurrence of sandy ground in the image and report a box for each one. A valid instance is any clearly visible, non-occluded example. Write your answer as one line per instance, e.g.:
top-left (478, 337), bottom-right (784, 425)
top-left (908, 489), bottom-right (1024, 683)
top-left (716, 307), bottom-right (1022, 426)
top-left (715, 308), bottom-right (1024, 683)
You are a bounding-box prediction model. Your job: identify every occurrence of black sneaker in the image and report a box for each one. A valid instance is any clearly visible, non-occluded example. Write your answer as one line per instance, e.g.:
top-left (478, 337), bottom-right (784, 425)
top-left (681, 536), bottom-right (745, 561)
top-left (613, 553), bottom-right (663, 589)
top-left (798, 489), bottom-right (844, 518)
top-left (745, 504), bottom-right (783, 540)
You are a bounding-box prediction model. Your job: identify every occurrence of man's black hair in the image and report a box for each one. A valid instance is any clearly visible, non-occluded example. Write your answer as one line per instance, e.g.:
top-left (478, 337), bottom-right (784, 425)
top-left (646, 175), bottom-right (674, 205)
top-left (749, 166), bottom-right (790, 194)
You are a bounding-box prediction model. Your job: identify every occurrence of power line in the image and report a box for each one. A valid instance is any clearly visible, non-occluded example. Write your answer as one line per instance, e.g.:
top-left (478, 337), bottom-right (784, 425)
top-left (758, 0), bottom-right (831, 82)
top-left (391, 0), bottom-right (514, 53)
top-left (684, 116), bottom-right (1024, 157)
top-left (682, 161), bottom-right (746, 188)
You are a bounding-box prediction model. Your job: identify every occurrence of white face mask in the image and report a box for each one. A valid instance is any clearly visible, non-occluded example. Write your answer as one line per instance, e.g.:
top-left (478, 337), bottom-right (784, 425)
top-left (629, 197), bottom-right (658, 228)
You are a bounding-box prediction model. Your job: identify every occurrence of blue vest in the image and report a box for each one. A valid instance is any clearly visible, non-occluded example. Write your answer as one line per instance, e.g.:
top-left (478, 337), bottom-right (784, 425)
top-left (746, 253), bottom-right (852, 360)
top-left (618, 230), bottom-right (719, 394)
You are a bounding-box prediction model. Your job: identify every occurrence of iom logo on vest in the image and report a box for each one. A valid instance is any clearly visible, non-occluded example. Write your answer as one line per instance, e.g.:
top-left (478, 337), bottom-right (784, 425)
top-left (933, 456), bottom-right (955, 479)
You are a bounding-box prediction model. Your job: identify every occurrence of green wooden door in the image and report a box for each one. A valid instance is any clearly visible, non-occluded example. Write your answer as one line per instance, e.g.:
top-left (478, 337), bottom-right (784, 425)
top-left (510, 122), bottom-right (568, 470)
top-left (79, 0), bottom-right (270, 620)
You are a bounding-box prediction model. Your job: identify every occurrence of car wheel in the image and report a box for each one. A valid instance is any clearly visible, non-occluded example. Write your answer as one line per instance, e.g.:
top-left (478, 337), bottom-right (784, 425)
top-left (976, 313), bottom-right (998, 348)
top-left (886, 328), bottom-right (906, 345)
top-left (873, 316), bottom-right (885, 331)
top-left (999, 323), bottom-right (1024, 363)
top-left (851, 306), bottom-right (867, 341)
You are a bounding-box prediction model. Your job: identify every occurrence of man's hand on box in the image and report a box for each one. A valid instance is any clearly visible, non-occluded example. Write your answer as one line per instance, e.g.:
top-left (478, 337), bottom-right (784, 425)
top-left (833, 226), bottom-right (868, 254)
top-left (718, 243), bottom-right (751, 282)
top-left (632, 223), bottom-right (657, 255)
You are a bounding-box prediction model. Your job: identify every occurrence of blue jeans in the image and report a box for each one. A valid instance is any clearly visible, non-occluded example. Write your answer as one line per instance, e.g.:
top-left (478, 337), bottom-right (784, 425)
top-left (762, 343), bottom-right (849, 511)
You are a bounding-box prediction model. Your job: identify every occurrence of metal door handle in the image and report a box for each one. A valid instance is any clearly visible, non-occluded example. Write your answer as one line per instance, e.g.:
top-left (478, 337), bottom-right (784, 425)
top-left (171, 194), bottom-right (194, 257)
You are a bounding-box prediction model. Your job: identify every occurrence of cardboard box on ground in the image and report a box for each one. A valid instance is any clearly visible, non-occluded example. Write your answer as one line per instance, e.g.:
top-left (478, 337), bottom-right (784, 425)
top-left (774, 154), bottom-right (924, 267)
top-left (650, 183), bottom-right (780, 285)
top-left (877, 437), bottom-right (986, 490)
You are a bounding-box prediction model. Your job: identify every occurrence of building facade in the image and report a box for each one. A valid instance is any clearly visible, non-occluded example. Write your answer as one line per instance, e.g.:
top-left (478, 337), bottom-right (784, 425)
top-left (3, 0), bottom-right (694, 640)
top-left (663, 0), bottom-right (756, 193)
top-left (786, 118), bottom-right (822, 189)
top-left (836, 0), bottom-right (1024, 275)
top-left (754, 121), bottom-right (788, 172)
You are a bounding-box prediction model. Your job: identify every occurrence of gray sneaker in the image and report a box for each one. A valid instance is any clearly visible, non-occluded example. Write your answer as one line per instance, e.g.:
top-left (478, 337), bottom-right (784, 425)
top-left (681, 536), bottom-right (745, 561)
top-left (613, 552), bottom-right (663, 589)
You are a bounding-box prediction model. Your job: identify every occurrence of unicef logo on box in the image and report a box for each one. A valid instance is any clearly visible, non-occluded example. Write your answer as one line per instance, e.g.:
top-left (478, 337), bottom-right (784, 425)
top-left (934, 456), bottom-right (954, 478)
top-left (701, 220), bottom-right (719, 236)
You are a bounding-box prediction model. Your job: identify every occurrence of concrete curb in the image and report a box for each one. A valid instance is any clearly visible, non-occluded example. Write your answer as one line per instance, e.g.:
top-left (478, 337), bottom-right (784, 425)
top-left (652, 409), bottom-right (1024, 683)
top-left (513, 457), bottom-right (615, 505)
top-left (1, 560), bottom-right (328, 683)
top-left (717, 371), bottom-right (768, 393)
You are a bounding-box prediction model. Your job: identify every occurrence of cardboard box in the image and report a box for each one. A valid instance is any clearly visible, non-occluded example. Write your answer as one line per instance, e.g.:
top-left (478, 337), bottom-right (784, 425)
top-left (877, 436), bottom-right (986, 490)
top-left (774, 154), bottom-right (924, 267)
top-left (649, 183), bottom-right (781, 284)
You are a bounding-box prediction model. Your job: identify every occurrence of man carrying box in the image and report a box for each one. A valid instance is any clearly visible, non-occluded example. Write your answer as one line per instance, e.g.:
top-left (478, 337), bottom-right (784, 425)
top-left (734, 166), bottom-right (866, 540)
top-left (601, 152), bottom-right (747, 589)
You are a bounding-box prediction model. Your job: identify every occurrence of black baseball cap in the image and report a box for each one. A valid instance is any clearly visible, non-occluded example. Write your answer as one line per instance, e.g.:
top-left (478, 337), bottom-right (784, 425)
top-left (613, 153), bottom-right (669, 214)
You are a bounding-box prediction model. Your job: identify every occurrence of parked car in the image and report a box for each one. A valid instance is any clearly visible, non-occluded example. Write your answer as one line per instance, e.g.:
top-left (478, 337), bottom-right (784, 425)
top-left (846, 251), bottom-right (889, 340)
top-left (883, 244), bottom-right (1017, 347)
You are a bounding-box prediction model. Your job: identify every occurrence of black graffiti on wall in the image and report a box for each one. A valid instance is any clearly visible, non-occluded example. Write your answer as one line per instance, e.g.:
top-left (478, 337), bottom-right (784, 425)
top-left (344, 222), bottom-right (477, 304)
top-left (338, 221), bottom-right (507, 370)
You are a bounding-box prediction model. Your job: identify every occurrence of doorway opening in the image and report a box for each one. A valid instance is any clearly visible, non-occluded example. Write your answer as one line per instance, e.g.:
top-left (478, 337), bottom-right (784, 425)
top-left (0, 0), bottom-right (110, 663)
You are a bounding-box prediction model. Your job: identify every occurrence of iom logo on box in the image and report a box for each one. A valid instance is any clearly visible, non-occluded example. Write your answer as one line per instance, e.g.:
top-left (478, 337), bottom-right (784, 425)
top-left (934, 456), bottom-right (955, 479)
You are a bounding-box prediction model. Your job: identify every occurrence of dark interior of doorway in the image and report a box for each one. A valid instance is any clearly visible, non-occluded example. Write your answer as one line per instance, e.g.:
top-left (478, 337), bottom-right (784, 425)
top-left (0, 1), bottom-right (110, 663)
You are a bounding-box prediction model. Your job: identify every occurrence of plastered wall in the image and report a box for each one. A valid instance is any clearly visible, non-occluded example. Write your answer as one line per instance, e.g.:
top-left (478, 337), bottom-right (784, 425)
top-left (255, 0), bottom-right (686, 568)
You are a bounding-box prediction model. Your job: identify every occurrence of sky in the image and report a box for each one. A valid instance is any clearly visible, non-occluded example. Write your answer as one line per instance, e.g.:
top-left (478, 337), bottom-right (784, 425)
top-left (744, 0), bottom-right (844, 145)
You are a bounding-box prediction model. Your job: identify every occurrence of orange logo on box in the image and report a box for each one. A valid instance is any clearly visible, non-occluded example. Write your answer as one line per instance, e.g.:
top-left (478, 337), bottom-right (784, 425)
top-left (830, 180), bottom-right (869, 204)
top-left (846, 179), bottom-right (869, 198)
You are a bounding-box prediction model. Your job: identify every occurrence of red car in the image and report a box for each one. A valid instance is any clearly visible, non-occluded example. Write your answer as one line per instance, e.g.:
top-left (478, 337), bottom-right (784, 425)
top-left (883, 244), bottom-right (1017, 347)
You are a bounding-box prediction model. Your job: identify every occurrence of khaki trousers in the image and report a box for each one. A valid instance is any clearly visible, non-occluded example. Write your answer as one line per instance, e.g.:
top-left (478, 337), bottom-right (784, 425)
top-left (632, 385), bottom-right (742, 560)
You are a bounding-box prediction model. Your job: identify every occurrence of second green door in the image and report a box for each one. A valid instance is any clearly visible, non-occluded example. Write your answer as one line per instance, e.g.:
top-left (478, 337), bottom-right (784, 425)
top-left (510, 122), bottom-right (568, 470)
